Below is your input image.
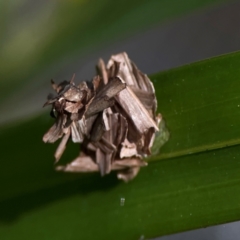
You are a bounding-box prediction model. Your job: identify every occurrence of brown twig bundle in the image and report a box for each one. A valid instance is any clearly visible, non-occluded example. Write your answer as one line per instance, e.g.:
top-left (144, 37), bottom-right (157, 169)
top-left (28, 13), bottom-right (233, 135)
top-left (43, 52), bottom-right (163, 181)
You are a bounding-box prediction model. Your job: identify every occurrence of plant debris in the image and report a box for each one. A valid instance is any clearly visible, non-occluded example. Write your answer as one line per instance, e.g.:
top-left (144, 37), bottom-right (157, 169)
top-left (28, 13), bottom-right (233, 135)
top-left (43, 52), bottom-right (168, 182)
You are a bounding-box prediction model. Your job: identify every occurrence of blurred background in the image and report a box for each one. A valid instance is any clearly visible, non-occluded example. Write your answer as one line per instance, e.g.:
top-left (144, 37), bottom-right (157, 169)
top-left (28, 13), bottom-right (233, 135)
top-left (1, 0), bottom-right (240, 239)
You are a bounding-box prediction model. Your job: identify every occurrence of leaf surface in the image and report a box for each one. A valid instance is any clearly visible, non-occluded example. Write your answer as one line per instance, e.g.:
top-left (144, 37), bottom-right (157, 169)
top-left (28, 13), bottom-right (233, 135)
top-left (1, 51), bottom-right (240, 239)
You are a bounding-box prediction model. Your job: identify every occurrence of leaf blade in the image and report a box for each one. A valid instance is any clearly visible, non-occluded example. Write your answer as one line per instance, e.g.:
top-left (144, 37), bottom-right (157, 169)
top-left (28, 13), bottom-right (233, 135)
top-left (1, 52), bottom-right (240, 239)
top-left (152, 51), bottom-right (240, 159)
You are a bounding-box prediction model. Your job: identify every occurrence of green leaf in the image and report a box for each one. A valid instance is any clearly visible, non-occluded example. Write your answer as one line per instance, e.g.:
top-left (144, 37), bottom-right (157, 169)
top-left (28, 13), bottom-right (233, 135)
top-left (1, 51), bottom-right (240, 239)
top-left (152, 51), bottom-right (240, 159)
